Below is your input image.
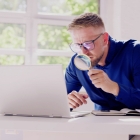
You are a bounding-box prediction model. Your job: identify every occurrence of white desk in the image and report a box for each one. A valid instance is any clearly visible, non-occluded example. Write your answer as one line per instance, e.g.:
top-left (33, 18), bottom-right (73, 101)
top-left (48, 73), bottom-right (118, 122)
top-left (0, 114), bottom-right (140, 140)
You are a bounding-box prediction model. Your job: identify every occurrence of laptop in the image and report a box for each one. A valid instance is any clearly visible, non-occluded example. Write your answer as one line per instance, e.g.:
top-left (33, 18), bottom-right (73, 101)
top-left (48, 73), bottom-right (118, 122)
top-left (0, 65), bottom-right (90, 118)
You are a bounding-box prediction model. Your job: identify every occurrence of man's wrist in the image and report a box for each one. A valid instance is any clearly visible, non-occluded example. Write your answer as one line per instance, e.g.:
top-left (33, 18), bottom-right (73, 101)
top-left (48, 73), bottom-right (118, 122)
top-left (111, 82), bottom-right (119, 96)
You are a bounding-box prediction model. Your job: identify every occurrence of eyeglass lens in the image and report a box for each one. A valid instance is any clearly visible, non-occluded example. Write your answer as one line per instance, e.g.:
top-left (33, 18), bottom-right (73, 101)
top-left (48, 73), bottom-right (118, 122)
top-left (83, 42), bottom-right (94, 50)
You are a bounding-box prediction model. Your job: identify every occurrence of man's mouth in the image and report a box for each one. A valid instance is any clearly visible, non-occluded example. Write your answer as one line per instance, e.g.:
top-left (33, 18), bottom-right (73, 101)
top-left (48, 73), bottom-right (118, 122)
top-left (89, 56), bottom-right (93, 59)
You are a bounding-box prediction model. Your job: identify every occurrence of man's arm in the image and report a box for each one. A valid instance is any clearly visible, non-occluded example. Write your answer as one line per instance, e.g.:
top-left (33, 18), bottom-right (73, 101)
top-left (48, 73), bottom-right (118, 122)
top-left (65, 55), bottom-right (89, 109)
top-left (115, 44), bottom-right (140, 109)
top-left (88, 44), bottom-right (140, 109)
top-left (65, 56), bottom-right (82, 93)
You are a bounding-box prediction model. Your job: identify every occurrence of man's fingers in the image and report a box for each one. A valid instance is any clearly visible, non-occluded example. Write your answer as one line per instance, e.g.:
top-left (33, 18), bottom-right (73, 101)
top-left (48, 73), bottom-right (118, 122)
top-left (91, 78), bottom-right (101, 85)
top-left (69, 102), bottom-right (78, 109)
top-left (90, 73), bottom-right (102, 80)
top-left (68, 91), bottom-right (88, 109)
top-left (80, 93), bottom-right (89, 99)
top-left (69, 98), bottom-right (80, 108)
top-left (68, 93), bottom-right (83, 105)
top-left (88, 69), bottom-right (102, 75)
top-left (73, 93), bottom-right (87, 104)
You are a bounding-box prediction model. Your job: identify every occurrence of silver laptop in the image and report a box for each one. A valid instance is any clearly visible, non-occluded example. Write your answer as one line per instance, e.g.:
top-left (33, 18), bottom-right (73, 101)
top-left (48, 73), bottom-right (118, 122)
top-left (0, 65), bottom-right (90, 118)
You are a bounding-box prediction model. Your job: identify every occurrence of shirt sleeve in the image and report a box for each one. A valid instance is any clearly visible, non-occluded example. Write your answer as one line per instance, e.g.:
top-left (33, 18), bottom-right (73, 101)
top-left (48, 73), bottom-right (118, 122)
top-left (65, 55), bottom-right (82, 94)
top-left (116, 43), bottom-right (140, 109)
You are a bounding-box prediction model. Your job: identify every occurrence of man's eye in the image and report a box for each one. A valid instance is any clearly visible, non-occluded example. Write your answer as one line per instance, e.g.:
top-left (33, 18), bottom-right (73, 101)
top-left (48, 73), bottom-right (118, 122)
top-left (85, 42), bottom-right (92, 45)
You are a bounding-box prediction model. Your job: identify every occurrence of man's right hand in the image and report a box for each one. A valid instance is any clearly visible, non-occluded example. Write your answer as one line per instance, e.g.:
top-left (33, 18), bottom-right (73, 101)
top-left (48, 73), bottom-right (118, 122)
top-left (68, 90), bottom-right (88, 109)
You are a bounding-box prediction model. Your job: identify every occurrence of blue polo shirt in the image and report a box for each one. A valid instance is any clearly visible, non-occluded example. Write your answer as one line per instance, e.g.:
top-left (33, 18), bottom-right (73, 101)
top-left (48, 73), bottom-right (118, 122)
top-left (65, 37), bottom-right (140, 110)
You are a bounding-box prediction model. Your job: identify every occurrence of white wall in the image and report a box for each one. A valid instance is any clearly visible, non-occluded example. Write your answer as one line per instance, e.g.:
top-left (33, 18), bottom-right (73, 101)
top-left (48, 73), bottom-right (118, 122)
top-left (100, 0), bottom-right (140, 40)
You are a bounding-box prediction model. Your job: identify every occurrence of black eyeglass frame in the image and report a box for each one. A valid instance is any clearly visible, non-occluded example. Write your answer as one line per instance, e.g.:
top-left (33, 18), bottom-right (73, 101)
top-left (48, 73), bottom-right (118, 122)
top-left (69, 33), bottom-right (104, 53)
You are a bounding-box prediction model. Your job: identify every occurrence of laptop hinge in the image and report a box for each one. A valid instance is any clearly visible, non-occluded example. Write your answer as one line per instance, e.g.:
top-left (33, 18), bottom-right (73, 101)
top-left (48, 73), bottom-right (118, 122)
top-left (4, 114), bottom-right (62, 118)
top-left (4, 114), bottom-right (13, 116)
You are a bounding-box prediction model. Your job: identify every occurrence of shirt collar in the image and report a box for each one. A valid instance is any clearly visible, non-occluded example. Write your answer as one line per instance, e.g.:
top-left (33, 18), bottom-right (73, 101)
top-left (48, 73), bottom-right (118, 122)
top-left (105, 36), bottom-right (117, 65)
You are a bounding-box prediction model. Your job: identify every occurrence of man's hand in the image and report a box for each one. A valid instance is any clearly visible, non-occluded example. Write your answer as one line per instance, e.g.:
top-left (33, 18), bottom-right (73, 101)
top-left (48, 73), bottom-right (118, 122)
top-left (68, 91), bottom-right (88, 109)
top-left (88, 69), bottom-right (119, 96)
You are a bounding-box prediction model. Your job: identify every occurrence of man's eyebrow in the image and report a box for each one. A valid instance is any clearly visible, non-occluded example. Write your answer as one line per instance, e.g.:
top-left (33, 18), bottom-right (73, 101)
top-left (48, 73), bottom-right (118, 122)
top-left (81, 40), bottom-right (94, 44)
top-left (74, 42), bottom-right (82, 45)
top-left (75, 40), bottom-right (92, 45)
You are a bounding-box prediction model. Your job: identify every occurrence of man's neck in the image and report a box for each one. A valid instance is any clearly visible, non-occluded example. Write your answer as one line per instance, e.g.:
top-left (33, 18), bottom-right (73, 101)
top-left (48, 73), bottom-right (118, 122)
top-left (98, 42), bottom-right (110, 66)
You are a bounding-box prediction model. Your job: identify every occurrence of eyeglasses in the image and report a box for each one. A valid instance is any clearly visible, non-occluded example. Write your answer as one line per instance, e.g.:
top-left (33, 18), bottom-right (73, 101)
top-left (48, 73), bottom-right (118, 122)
top-left (69, 33), bottom-right (103, 53)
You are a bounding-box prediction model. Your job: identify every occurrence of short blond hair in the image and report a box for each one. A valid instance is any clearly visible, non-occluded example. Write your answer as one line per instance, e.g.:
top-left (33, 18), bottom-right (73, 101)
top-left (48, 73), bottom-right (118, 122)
top-left (68, 13), bottom-right (105, 30)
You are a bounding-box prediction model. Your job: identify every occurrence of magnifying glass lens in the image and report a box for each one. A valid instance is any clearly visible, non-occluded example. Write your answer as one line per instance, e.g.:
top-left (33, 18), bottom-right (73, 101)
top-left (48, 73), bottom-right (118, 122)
top-left (74, 54), bottom-right (91, 71)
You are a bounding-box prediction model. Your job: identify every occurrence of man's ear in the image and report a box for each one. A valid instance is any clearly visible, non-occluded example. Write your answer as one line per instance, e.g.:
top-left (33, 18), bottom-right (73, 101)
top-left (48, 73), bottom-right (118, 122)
top-left (103, 32), bottom-right (109, 46)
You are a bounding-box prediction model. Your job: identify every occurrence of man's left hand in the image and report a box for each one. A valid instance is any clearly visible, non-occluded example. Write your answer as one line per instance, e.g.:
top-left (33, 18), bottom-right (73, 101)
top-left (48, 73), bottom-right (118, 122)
top-left (88, 69), bottom-right (119, 96)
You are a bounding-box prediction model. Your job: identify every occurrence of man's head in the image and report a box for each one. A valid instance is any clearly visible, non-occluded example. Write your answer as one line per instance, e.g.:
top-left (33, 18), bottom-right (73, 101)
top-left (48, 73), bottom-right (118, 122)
top-left (68, 13), bottom-right (105, 31)
top-left (68, 13), bottom-right (109, 67)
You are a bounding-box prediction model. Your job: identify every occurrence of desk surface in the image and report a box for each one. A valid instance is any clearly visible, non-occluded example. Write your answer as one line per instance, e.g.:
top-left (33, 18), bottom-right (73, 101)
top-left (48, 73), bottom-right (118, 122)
top-left (0, 114), bottom-right (140, 135)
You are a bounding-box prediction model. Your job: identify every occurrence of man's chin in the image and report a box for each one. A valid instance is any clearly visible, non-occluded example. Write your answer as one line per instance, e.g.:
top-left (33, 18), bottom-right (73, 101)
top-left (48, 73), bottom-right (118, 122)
top-left (91, 59), bottom-right (100, 67)
top-left (91, 62), bottom-right (98, 67)
top-left (91, 54), bottom-right (103, 67)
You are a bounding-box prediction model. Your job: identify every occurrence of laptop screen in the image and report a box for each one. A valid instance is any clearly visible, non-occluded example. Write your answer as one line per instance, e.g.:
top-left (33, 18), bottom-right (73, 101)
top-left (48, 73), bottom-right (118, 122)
top-left (0, 65), bottom-right (70, 117)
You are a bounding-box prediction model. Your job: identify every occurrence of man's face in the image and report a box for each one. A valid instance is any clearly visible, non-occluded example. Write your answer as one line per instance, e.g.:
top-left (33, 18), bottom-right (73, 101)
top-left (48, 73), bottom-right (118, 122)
top-left (70, 26), bottom-right (108, 67)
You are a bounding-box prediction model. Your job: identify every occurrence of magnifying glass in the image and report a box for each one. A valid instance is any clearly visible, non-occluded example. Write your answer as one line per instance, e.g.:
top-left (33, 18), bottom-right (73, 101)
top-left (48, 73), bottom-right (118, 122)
top-left (74, 54), bottom-right (92, 71)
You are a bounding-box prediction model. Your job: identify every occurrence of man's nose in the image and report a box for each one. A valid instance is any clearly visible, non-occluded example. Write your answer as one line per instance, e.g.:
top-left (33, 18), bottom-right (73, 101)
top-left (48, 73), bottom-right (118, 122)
top-left (81, 46), bottom-right (89, 55)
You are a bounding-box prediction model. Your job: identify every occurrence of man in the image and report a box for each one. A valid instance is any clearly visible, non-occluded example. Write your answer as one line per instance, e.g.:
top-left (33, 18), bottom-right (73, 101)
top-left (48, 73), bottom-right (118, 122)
top-left (65, 13), bottom-right (140, 110)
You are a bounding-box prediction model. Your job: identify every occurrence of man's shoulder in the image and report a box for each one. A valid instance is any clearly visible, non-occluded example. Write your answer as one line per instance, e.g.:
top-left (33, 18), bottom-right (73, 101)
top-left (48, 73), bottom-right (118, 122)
top-left (110, 36), bottom-right (140, 50)
top-left (124, 39), bottom-right (140, 47)
top-left (110, 36), bottom-right (139, 45)
top-left (115, 38), bottom-right (140, 47)
top-left (124, 39), bottom-right (140, 53)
